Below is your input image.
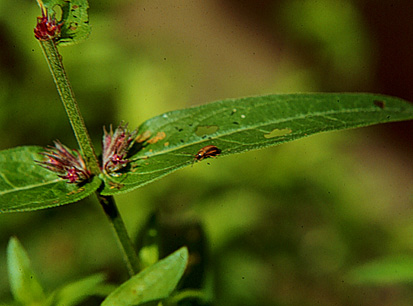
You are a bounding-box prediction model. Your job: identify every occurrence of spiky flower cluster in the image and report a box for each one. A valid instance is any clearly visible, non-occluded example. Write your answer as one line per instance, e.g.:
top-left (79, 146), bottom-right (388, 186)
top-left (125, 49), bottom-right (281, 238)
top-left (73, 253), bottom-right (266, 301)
top-left (102, 123), bottom-right (138, 175)
top-left (37, 123), bottom-right (137, 183)
top-left (34, 9), bottom-right (63, 41)
top-left (37, 141), bottom-right (91, 184)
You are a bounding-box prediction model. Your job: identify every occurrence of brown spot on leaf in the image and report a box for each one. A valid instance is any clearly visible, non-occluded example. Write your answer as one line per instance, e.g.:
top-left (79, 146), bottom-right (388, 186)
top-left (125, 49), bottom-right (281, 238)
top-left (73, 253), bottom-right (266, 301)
top-left (109, 181), bottom-right (124, 189)
top-left (147, 131), bottom-right (166, 144)
top-left (67, 187), bottom-right (85, 195)
top-left (136, 130), bottom-right (152, 143)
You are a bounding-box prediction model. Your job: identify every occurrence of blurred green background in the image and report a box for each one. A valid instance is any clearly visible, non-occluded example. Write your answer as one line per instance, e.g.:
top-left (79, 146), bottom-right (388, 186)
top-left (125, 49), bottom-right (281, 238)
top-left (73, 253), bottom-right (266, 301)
top-left (1, 0), bottom-right (412, 305)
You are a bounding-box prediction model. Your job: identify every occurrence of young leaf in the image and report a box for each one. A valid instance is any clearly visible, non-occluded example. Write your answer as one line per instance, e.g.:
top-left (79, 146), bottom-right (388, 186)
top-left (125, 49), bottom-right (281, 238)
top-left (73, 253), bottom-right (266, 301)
top-left (346, 256), bottom-right (413, 285)
top-left (0, 146), bottom-right (101, 213)
top-left (39, 0), bottom-right (91, 45)
top-left (50, 273), bottom-right (108, 306)
top-left (101, 93), bottom-right (413, 195)
top-left (101, 247), bottom-right (189, 306)
top-left (7, 237), bottom-right (46, 305)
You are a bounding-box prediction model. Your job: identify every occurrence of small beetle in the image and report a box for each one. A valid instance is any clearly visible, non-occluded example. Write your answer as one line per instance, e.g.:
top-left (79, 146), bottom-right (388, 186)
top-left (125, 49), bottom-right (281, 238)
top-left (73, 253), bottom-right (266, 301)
top-left (193, 145), bottom-right (221, 164)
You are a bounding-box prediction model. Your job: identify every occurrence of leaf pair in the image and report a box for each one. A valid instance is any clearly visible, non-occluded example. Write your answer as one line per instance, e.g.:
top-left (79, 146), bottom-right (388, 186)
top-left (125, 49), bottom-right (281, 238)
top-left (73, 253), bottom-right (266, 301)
top-left (0, 93), bottom-right (412, 213)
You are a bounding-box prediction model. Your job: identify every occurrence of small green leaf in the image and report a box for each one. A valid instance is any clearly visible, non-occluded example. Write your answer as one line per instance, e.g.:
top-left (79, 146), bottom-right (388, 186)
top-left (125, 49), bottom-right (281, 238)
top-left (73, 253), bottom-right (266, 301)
top-left (136, 213), bottom-right (160, 269)
top-left (346, 256), bottom-right (413, 285)
top-left (0, 146), bottom-right (101, 213)
top-left (51, 274), bottom-right (107, 306)
top-left (101, 247), bottom-right (189, 306)
top-left (167, 289), bottom-right (209, 305)
top-left (40, 0), bottom-right (91, 45)
top-left (7, 237), bottom-right (46, 305)
top-left (101, 93), bottom-right (413, 195)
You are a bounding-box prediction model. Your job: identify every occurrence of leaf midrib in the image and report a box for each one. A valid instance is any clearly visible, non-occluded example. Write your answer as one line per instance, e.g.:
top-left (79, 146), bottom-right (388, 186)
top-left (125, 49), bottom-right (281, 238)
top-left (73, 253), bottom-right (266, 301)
top-left (0, 177), bottom-right (61, 196)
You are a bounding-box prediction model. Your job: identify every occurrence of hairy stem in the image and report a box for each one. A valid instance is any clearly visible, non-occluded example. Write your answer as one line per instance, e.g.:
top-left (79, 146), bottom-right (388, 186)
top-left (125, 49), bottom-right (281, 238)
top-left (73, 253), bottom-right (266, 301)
top-left (38, 39), bottom-right (100, 175)
top-left (97, 194), bottom-right (140, 276)
top-left (39, 39), bottom-right (140, 276)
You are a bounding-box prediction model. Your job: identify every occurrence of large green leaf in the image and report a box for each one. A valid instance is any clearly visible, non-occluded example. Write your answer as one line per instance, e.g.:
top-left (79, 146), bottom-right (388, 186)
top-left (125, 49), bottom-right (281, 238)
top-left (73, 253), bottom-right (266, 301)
top-left (40, 0), bottom-right (91, 45)
top-left (0, 146), bottom-right (101, 213)
top-left (101, 247), bottom-right (188, 306)
top-left (101, 93), bottom-right (413, 195)
top-left (7, 237), bottom-right (46, 305)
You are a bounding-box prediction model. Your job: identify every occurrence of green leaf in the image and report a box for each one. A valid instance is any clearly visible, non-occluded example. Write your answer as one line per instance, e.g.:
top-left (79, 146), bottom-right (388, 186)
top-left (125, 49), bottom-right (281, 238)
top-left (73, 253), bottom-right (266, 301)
top-left (101, 93), bottom-right (413, 195)
top-left (40, 0), bottom-right (91, 45)
top-left (50, 274), bottom-right (107, 306)
top-left (7, 237), bottom-right (46, 305)
top-left (101, 247), bottom-right (189, 306)
top-left (167, 289), bottom-right (209, 305)
top-left (346, 256), bottom-right (413, 285)
top-left (0, 146), bottom-right (101, 213)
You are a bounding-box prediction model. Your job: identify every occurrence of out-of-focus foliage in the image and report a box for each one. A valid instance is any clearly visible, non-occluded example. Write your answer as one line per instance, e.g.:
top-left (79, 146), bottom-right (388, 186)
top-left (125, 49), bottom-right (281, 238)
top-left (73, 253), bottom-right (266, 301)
top-left (7, 237), bottom-right (45, 305)
top-left (101, 247), bottom-right (188, 306)
top-left (6, 237), bottom-right (109, 306)
top-left (346, 255), bottom-right (413, 285)
top-left (0, 0), bottom-right (412, 305)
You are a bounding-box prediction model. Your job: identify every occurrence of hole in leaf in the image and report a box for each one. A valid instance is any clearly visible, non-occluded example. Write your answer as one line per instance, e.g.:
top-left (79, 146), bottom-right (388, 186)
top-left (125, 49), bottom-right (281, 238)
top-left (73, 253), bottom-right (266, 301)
top-left (52, 5), bottom-right (63, 21)
top-left (373, 100), bottom-right (386, 109)
top-left (264, 128), bottom-right (292, 139)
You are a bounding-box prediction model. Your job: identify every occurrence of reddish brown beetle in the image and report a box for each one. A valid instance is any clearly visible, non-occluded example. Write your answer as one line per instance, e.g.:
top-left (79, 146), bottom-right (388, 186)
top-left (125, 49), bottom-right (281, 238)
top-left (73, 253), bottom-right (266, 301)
top-left (193, 145), bottom-right (221, 164)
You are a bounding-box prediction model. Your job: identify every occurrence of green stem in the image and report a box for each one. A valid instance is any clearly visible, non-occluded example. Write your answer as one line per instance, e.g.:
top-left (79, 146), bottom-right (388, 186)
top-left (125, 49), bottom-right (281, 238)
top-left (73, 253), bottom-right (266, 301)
top-left (39, 39), bottom-right (140, 276)
top-left (97, 194), bottom-right (140, 276)
top-left (38, 39), bottom-right (100, 175)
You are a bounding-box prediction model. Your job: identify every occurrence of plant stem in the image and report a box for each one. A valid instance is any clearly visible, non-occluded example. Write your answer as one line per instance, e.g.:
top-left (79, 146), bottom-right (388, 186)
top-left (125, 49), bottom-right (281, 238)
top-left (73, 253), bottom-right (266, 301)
top-left (97, 194), bottom-right (140, 276)
top-left (38, 39), bottom-right (100, 175)
top-left (39, 39), bottom-right (140, 276)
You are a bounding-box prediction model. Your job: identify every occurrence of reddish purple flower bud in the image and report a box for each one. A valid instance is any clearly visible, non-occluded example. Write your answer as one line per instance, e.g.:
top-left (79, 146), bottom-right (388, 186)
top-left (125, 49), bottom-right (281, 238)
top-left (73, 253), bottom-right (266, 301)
top-left (37, 141), bottom-right (91, 184)
top-left (102, 123), bottom-right (138, 175)
top-left (34, 8), bottom-right (63, 41)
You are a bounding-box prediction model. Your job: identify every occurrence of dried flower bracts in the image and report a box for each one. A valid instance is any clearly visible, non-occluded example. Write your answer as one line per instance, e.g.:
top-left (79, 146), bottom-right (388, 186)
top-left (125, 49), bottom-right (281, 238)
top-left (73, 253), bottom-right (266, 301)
top-left (37, 141), bottom-right (91, 183)
top-left (34, 8), bottom-right (63, 41)
top-left (102, 123), bottom-right (138, 175)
